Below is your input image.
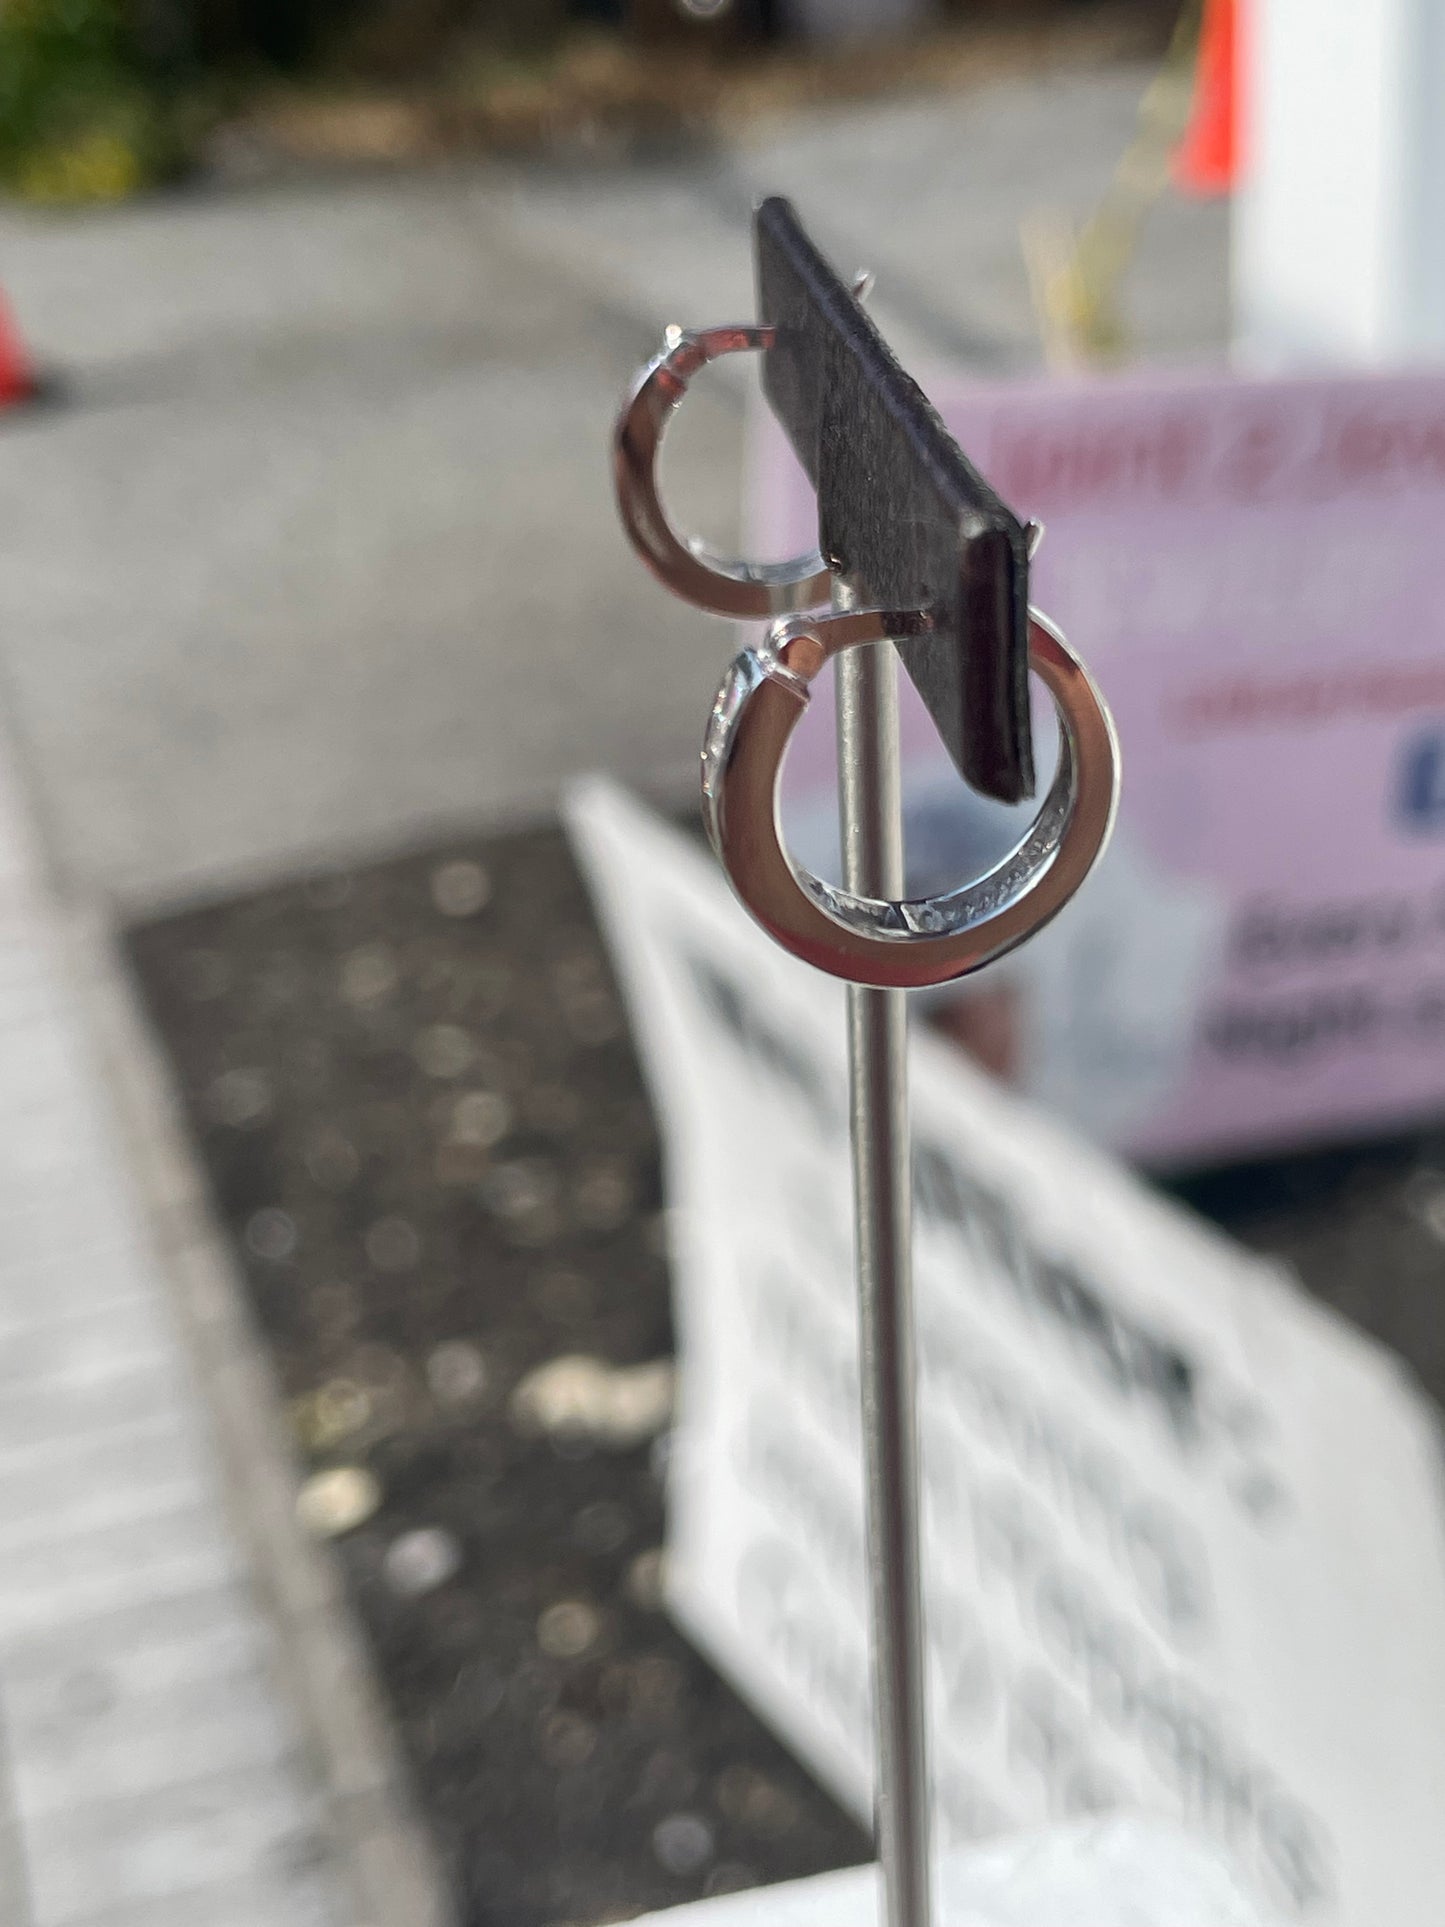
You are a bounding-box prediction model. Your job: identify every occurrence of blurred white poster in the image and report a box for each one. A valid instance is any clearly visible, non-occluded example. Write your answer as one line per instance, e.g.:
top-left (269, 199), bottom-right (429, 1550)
top-left (568, 777), bottom-right (1445, 1927)
top-left (618, 1815), bottom-right (1273, 1927)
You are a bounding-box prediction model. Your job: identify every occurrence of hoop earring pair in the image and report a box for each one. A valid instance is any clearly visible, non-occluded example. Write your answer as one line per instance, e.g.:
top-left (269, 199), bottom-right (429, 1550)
top-left (613, 326), bottom-right (1119, 989)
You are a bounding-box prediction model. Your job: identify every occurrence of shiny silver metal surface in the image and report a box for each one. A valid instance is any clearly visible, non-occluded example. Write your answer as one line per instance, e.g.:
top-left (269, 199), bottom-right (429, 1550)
top-left (834, 578), bottom-right (933, 1927)
top-left (701, 606), bottom-right (1120, 988)
top-left (612, 324), bottom-right (832, 617)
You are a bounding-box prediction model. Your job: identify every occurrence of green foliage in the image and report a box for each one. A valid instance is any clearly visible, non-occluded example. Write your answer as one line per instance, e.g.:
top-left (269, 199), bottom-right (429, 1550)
top-left (0, 0), bottom-right (185, 201)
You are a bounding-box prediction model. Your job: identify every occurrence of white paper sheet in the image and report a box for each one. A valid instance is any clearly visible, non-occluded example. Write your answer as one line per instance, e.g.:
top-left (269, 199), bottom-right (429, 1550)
top-left (568, 778), bottom-right (1445, 1927)
top-left (620, 1817), bottom-right (1272, 1927)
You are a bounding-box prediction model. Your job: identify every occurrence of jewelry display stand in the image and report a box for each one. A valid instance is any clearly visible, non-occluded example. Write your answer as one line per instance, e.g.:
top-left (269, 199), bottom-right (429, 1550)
top-left (613, 198), bottom-right (1119, 1927)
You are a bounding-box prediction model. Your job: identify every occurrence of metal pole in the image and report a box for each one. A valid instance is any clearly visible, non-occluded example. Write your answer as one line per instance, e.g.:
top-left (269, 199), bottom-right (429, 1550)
top-left (833, 577), bottom-right (933, 1927)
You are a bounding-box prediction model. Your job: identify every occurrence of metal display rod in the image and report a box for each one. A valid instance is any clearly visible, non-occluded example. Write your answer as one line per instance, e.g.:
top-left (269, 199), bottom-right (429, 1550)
top-left (833, 574), bottom-right (933, 1927)
top-left (614, 199), bottom-right (1119, 1927)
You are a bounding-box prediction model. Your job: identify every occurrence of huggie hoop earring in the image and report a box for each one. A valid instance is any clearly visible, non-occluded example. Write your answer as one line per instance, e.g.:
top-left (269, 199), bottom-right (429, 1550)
top-left (613, 325), bottom-right (833, 618)
top-left (701, 606), bottom-right (1120, 989)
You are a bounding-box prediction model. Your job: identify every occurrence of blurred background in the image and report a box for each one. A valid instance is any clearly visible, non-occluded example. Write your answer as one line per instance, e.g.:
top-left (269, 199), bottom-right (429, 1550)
top-left (0, 0), bottom-right (1215, 910)
top-left (1, 3), bottom-right (1442, 1925)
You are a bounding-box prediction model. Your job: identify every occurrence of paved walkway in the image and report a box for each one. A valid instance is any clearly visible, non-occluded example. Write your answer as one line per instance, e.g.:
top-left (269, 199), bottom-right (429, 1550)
top-left (0, 724), bottom-right (367, 1924)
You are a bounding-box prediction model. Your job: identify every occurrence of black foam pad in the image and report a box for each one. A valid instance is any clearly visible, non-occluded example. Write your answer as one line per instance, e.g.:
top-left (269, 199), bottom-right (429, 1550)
top-left (755, 195), bottom-right (1034, 803)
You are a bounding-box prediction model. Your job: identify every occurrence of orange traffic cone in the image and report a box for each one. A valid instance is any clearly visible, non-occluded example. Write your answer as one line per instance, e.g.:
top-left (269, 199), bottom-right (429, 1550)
top-left (0, 290), bottom-right (38, 408)
top-left (1175, 0), bottom-right (1243, 197)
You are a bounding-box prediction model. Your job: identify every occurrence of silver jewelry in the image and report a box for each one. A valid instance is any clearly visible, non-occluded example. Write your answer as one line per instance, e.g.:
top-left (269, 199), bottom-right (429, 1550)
top-left (613, 323), bottom-right (831, 618)
top-left (701, 605), bottom-right (1120, 988)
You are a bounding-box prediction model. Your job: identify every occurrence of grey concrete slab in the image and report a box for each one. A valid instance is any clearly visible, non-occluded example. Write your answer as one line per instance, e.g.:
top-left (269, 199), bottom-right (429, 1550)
top-left (0, 1432), bottom-right (203, 1551)
top-left (47, 1872), bottom-right (343, 1927)
top-left (0, 1820), bottom-right (31, 1927)
top-left (0, 169), bottom-right (606, 388)
top-left (9, 1666), bottom-right (301, 1819)
top-left (0, 1297), bottom-right (171, 1398)
top-left (0, 1585), bottom-right (265, 1701)
top-left (0, 1698), bottom-right (32, 1927)
top-left (0, 754), bottom-right (360, 1926)
top-left (0, 1359), bottom-right (194, 1461)
top-left (0, 347), bottom-right (734, 910)
top-left (74, 919), bottom-right (453, 1927)
top-left (0, 1504), bottom-right (239, 1642)
top-left (20, 1763), bottom-right (333, 1926)
top-left (0, 1411), bottom-right (186, 1490)
top-left (0, 1241), bottom-right (158, 1330)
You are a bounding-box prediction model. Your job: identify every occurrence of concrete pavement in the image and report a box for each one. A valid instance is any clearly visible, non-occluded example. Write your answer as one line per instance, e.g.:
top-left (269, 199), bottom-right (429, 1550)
top-left (0, 734), bottom-right (397, 1926)
top-left (0, 64), bottom-right (1226, 914)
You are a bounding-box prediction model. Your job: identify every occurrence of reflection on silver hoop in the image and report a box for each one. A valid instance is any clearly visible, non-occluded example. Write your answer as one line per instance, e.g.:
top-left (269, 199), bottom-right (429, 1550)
top-left (613, 324), bottom-right (832, 619)
top-left (701, 606), bottom-right (1120, 989)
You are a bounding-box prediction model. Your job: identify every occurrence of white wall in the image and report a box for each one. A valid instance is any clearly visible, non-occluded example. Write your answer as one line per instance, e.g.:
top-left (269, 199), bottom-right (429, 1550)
top-left (1234, 0), bottom-right (1445, 366)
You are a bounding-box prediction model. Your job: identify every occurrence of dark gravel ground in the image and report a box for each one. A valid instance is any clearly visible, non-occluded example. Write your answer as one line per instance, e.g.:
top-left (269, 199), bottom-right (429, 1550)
top-left (125, 822), bottom-right (1445, 1927)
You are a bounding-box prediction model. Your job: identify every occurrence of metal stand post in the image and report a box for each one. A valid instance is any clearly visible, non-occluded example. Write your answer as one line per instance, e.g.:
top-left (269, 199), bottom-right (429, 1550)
top-left (617, 198), bottom-right (1064, 1927)
top-left (834, 578), bottom-right (933, 1927)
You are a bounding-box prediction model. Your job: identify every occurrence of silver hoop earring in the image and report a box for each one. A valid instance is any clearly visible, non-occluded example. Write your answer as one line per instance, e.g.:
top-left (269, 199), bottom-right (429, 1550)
top-left (613, 324), bottom-right (832, 618)
top-left (701, 606), bottom-right (1120, 989)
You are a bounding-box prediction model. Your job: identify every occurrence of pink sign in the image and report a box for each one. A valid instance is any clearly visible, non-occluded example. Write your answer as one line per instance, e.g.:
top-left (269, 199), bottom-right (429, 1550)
top-left (749, 367), bottom-right (1445, 1164)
